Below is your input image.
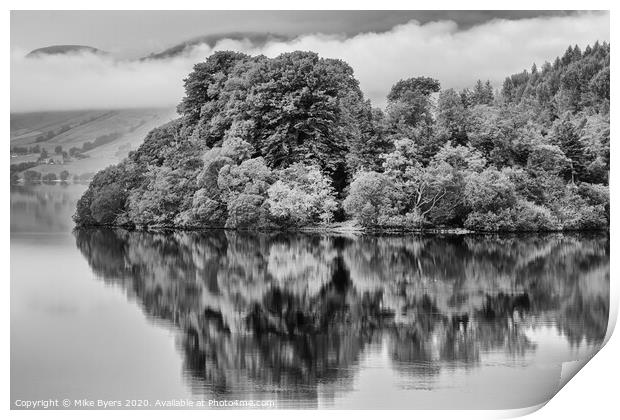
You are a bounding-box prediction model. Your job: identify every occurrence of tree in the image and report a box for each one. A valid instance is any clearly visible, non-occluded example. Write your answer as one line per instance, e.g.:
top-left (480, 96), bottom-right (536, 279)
top-left (427, 144), bottom-right (487, 224)
top-left (54, 145), bottom-right (63, 154)
top-left (472, 80), bottom-right (494, 105)
top-left (550, 116), bottom-right (587, 182)
top-left (343, 171), bottom-right (395, 226)
top-left (73, 43), bottom-right (609, 233)
top-left (393, 162), bottom-right (455, 225)
top-left (127, 166), bottom-right (194, 226)
top-left (23, 170), bottom-right (41, 183)
top-left (196, 147), bottom-right (233, 194)
top-left (345, 102), bottom-right (390, 173)
top-left (225, 194), bottom-right (266, 229)
top-left (189, 188), bottom-right (227, 226)
top-left (42, 172), bottom-right (57, 183)
top-left (437, 89), bottom-right (469, 145)
top-left (380, 139), bottom-right (475, 226)
top-left (386, 77), bottom-right (440, 131)
top-left (90, 183), bottom-right (125, 224)
top-left (74, 161), bottom-right (142, 226)
top-left (248, 52), bottom-right (362, 178)
top-left (432, 143), bottom-right (486, 173)
top-left (465, 168), bottom-right (517, 214)
top-left (526, 144), bottom-right (569, 176)
top-left (178, 51), bottom-right (251, 126)
top-left (266, 164), bottom-right (338, 225)
top-left (60, 170), bottom-right (70, 181)
top-left (217, 157), bottom-right (273, 203)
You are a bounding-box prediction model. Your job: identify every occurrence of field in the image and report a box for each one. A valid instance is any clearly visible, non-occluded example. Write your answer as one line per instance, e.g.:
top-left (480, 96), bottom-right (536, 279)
top-left (10, 108), bottom-right (176, 178)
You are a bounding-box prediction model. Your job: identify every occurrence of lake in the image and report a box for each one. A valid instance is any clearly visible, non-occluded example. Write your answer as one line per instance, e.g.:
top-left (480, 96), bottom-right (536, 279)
top-left (11, 184), bottom-right (609, 409)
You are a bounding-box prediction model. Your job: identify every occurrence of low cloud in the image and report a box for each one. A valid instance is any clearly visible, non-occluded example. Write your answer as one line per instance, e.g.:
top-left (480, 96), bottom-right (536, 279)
top-left (10, 12), bottom-right (609, 112)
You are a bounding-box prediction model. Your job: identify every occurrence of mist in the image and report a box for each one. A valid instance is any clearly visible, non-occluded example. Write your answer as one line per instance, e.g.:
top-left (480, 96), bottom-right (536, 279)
top-left (10, 11), bottom-right (609, 113)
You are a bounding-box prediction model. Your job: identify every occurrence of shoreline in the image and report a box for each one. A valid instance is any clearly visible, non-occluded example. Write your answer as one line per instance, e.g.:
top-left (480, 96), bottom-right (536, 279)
top-left (74, 222), bottom-right (609, 236)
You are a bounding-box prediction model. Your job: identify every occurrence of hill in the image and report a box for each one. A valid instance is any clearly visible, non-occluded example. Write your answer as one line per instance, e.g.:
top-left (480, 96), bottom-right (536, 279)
top-left (140, 32), bottom-right (289, 60)
top-left (10, 108), bottom-right (177, 181)
top-left (26, 45), bottom-right (106, 57)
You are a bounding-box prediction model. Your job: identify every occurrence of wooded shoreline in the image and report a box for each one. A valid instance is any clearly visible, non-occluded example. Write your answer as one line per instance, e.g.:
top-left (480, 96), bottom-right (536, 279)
top-left (74, 45), bottom-right (610, 234)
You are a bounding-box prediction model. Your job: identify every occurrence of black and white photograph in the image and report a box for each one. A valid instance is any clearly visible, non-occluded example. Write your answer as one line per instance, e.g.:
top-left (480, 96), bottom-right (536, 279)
top-left (7, 3), bottom-right (616, 416)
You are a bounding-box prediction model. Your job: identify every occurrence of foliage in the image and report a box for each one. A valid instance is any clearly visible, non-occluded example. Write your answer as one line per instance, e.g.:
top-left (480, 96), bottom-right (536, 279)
top-left (75, 43), bottom-right (609, 232)
top-left (465, 200), bottom-right (560, 232)
top-left (42, 172), bottom-right (57, 183)
top-left (73, 161), bottom-right (142, 226)
top-left (188, 188), bottom-right (227, 227)
top-left (343, 171), bottom-right (395, 226)
top-left (127, 166), bottom-right (195, 226)
top-left (23, 170), bottom-right (42, 183)
top-left (266, 164), bottom-right (338, 225)
top-left (502, 42), bottom-right (610, 113)
top-left (218, 157), bottom-right (273, 202)
top-left (225, 194), bottom-right (267, 229)
top-left (464, 168), bottom-right (517, 213)
top-left (90, 183), bottom-right (126, 224)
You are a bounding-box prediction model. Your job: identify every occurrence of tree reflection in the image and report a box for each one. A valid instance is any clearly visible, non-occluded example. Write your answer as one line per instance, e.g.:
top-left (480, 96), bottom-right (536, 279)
top-left (74, 229), bottom-right (609, 404)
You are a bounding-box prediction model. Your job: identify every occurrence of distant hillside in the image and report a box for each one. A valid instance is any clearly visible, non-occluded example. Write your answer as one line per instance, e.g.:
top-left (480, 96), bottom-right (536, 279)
top-left (26, 45), bottom-right (106, 58)
top-left (26, 33), bottom-right (288, 61)
top-left (10, 108), bottom-right (177, 180)
top-left (141, 32), bottom-right (289, 60)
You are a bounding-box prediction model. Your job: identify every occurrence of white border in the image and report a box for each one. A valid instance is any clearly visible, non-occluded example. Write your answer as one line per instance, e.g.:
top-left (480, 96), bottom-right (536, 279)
top-left (4, 2), bottom-right (617, 419)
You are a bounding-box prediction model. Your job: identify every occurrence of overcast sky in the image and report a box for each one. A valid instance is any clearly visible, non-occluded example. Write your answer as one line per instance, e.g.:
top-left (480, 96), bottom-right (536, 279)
top-left (10, 10), bottom-right (610, 112)
top-left (11, 10), bottom-right (582, 57)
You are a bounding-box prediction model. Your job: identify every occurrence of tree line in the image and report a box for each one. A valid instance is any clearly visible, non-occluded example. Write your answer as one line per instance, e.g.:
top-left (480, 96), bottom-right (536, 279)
top-left (75, 43), bottom-right (610, 231)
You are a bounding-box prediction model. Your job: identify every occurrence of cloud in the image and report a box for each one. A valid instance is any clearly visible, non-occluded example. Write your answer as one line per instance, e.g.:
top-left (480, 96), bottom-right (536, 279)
top-left (10, 12), bottom-right (609, 113)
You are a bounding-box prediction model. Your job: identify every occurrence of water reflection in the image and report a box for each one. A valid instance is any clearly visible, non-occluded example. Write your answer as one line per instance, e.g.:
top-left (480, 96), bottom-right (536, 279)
top-left (74, 229), bottom-right (609, 407)
top-left (11, 184), bottom-right (86, 233)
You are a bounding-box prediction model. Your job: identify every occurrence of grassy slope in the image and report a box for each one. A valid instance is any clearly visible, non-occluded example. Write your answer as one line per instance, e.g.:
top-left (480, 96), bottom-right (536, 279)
top-left (10, 108), bottom-right (177, 176)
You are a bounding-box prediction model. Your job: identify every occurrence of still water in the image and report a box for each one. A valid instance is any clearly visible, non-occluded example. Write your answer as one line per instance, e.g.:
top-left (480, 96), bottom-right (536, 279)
top-left (11, 184), bottom-right (609, 409)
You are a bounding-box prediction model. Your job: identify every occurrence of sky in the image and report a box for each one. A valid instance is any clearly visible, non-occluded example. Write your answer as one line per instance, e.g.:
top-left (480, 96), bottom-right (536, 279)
top-left (10, 10), bottom-right (610, 112)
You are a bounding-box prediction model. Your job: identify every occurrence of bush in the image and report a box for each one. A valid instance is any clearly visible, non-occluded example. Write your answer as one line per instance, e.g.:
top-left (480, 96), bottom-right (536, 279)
top-left (225, 194), bottom-right (265, 229)
top-left (465, 201), bottom-right (559, 232)
top-left (189, 188), bottom-right (227, 226)
top-left (553, 189), bottom-right (607, 230)
top-left (74, 162), bottom-right (142, 226)
top-left (196, 148), bottom-right (232, 192)
top-left (359, 203), bottom-right (377, 227)
top-left (10, 162), bottom-right (38, 174)
top-left (464, 209), bottom-right (516, 231)
top-left (42, 173), bottom-right (57, 183)
top-left (127, 166), bottom-right (193, 226)
top-left (23, 170), bottom-right (42, 183)
top-left (90, 184), bottom-right (125, 224)
top-left (218, 157), bottom-right (273, 202)
top-left (220, 136), bottom-right (255, 162)
top-left (74, 189), bottom-right (95, 225)
top-left (343, 171), bottom-right (394, 226)
top-left (577, 182), bottom-right (609, 208)
top-left (266, 164), bottom-right (338, 225)
top-left (561, 205), bottom-right (608, 230)
top-left (465, 167), bottom-right (517, 213)
top-left (526, 144), bottom-right (569, 175)
top-left (378, 210), bottom-right (428, 229)
top-left (512, 200), bottom-right (560, 231)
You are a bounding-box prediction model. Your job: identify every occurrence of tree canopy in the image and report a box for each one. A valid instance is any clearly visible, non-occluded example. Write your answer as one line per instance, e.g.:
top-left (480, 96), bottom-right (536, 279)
top-left (76, 43), bottom-right (610, 232)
